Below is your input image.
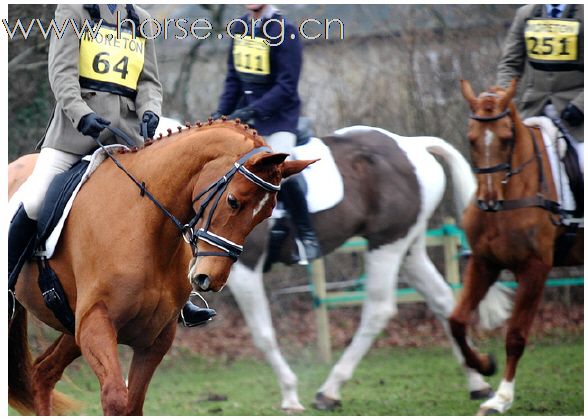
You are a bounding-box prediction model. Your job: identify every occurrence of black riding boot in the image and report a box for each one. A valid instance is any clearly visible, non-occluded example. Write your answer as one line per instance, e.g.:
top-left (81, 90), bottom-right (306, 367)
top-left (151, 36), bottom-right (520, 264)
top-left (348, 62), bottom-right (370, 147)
top-left (263, 216), bottom-right (290, 273)
top-left (8, 204), bottom-right (38, 320)
top-left (179, 301), bottom-right (217, 327)
top-left (279, 175), bottom-right (321, 263)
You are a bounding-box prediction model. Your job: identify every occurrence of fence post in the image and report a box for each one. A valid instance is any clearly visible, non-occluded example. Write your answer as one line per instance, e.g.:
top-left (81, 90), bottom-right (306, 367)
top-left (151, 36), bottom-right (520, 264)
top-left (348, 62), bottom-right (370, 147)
top-left (310, 257), bottom-right (332, 363)
top-left (442, 217), bottom-right (461, 292)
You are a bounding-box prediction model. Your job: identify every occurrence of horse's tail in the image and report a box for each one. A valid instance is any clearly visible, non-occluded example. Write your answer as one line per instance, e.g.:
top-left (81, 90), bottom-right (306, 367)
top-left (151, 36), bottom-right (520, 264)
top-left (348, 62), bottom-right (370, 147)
top-left (421, 137), bottom-right (476, 218)
top-left (9, 304), bottom-right (80, 415)
top-left (478, 282), bottom-right (515, 329)
top-left (8, 305), bottom-right (36, 414)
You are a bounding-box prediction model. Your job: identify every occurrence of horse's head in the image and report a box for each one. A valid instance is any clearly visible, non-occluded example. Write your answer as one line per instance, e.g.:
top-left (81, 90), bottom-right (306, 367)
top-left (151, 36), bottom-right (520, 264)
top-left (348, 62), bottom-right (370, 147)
top-left (460, 79), bottom-right (518, 211)
top-left (187, 151), bottom-right (315, 292)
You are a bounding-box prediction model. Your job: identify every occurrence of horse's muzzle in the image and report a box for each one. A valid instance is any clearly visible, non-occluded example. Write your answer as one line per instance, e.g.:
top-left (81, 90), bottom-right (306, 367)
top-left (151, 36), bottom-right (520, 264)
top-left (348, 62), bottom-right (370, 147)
top-left (477, 199), bottom-right (503, 212)
top-left (192, 274), bottom-right (211, 291)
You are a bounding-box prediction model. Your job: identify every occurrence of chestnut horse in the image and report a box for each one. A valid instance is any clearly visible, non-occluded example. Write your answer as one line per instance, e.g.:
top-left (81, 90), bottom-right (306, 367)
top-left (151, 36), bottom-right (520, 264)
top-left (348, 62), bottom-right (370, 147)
top-left (225, 126), bottom-right (510, 411)
top-left (8, 120), bottom-right (313, 415)
top-left (450, 80), bottom-right (583, 415)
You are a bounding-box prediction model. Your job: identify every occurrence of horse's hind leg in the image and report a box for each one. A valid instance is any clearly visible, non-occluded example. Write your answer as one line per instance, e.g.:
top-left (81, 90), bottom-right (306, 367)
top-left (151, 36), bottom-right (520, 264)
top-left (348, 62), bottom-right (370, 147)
top-left (228, 262), bottom-right (304, 412)
top-left (402, 234), bottom-right (492, 399)
top-left (314, 241), bottom-right (406, 410)
top-left (77, 301), bottom-right (128, 415)
top-left (448, 256), bottom-right (499, 376)
top-left (478, 258), bottom-right (549, 415)
top-left (126, 320), bottom-right (177, 415)
top-left (32, 333), bottom-right (81, 415)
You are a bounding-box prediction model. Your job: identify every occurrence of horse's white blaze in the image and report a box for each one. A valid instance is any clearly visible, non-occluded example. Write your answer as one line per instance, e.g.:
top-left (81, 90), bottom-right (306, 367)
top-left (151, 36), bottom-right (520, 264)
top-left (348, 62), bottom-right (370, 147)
top-left (480, 379), bottom-right (515, 414)
top-left (484, 129), bottom-right (494, 195)
top-left (253, 192), bottom-right (269, 217)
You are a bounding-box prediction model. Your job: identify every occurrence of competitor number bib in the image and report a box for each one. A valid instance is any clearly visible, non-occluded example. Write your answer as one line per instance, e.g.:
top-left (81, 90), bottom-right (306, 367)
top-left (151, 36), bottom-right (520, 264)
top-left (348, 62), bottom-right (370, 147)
top-left (525, 18), bottom-right (581, 64)
top-left (233, 36), bottom-right (271, 76)
top-left (79, 26), bottom-right (145, 97)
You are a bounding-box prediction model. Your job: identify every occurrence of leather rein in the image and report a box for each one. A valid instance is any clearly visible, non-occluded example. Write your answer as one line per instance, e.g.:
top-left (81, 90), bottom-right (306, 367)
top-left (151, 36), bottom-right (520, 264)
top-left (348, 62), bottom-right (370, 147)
top-left (469, 109), bottom-right (561, 215)
top-left (95, 126), bottom-right (280, 261)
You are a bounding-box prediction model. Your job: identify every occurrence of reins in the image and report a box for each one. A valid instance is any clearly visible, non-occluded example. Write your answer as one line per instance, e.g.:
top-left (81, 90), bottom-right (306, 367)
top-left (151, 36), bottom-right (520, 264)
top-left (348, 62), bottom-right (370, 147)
top-left (469, 108), bottom-right (561, 216)
top-left (94, 125), bottom-right (281, 261)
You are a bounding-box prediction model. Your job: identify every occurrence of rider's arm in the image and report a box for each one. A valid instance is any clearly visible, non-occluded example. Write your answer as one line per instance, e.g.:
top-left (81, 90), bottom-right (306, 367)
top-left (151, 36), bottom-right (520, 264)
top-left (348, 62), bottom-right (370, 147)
top-left (496, 6), bottom-right (528, 89)
top-left (217, 39), bottom-right (243, 116)
top-left (47, 5), bottom-right (94, 130)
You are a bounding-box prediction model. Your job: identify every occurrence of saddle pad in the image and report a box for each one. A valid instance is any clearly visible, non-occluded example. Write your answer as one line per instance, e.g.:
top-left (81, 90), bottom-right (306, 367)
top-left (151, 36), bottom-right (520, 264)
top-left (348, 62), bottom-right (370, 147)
top-left (523, 116), bottom-right (578, 214)
top-left (291, 136), bottom-right (344, 213)
top-left (34, 144), bottom-right (130, 259)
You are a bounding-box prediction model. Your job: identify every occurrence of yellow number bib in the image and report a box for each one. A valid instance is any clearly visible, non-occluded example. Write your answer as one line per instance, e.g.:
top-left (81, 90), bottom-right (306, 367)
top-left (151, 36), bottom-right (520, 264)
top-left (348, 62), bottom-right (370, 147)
top-left (79, 26), bottom-right (145, 95)
top-left (525, 18), bottom-right (580, 63)
top-left (233, 36), bottom-right (271, 76)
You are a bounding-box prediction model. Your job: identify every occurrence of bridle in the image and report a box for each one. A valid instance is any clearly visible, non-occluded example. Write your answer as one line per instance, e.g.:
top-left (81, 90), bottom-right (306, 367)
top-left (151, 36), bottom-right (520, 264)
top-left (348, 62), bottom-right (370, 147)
top-left (468, 105), bottom-right (561, 216)
top-left (95, 128), bottom-right (280, 261)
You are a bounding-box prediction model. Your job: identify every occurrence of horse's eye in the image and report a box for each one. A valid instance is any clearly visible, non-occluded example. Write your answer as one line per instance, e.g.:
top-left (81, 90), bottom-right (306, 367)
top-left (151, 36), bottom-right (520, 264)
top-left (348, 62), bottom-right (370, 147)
top-left (227, 193), bottom-right (240, 210)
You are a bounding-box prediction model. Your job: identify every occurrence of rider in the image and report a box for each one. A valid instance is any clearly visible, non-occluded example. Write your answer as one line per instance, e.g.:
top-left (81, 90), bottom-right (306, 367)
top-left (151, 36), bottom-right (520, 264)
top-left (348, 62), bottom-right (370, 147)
top-left (211, 4), bottom-right (321, 263)
top-left (497, 4), bottom-right (584, 142)
top-left (8, 4), bottom-right (215, 327)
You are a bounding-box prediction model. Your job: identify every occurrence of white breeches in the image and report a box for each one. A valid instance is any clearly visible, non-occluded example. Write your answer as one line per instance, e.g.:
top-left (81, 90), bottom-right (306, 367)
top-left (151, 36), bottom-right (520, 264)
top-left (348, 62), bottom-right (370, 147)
top-left (16, 148), bottom-right (80, 220)
top-left (264, 131), bottom-right (296, 157)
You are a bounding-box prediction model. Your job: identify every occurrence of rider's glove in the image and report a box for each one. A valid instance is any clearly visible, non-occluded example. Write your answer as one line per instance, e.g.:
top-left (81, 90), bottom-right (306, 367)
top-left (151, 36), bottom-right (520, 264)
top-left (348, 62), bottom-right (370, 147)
top-left (561, 103), bottom-right (583, 127)
top-left (77, 113), bottom-right (111, 138)
top-left (141, 111), bottom-right (160, 139)
top-left (228, 106), bottom-right (256, 124)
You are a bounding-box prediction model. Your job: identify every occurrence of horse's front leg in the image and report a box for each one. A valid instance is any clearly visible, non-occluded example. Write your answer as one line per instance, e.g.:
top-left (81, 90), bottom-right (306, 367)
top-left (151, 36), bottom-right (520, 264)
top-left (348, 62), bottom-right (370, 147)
top-left (77, 301), bottom-right (128, 415)
top-left (126, 319), bottom-right (177, 415)
top-left (32, 333), bottom-right (81, 415)
top-left (478, 258), bottom-right (549, 415)
top-left (448, 256), bottom-right (499, 376)
top-left (314, 242), bottom-right (406, 411)
top-left (228, 262), bottom-right (304, 412)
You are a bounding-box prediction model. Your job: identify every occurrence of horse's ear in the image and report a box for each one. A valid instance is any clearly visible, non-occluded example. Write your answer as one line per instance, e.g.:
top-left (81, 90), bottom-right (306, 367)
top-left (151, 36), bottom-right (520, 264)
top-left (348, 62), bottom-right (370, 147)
top-left (253, 152), bottom-right (290, 167)
top-left (282, 159), bottom-right (319, 179)
top-left (460, 79), bottom-right (478, 111)
top-left (498, 78), bottom-right (518, 111)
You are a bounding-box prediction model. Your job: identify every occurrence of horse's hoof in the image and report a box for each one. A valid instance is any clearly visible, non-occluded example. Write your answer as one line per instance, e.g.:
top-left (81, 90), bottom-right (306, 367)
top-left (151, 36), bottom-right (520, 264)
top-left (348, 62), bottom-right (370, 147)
top-left (281, 403), bottom-right (305, 414)
top-left (470, 387), bottom-right (494, 400)
top-left (312, 392), bottom-right (342, 411)
top-left (476, 407), bottom-right (500, 416)
top-left (481, 353), bottom-right (497, 376)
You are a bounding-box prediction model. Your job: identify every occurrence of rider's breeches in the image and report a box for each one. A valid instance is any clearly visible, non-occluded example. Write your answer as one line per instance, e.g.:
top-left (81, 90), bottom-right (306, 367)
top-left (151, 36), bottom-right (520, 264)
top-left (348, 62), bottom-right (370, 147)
top-left (264, 131), bottom-right (296, 158)
top-left (13, 148), bottom-right (80, 221)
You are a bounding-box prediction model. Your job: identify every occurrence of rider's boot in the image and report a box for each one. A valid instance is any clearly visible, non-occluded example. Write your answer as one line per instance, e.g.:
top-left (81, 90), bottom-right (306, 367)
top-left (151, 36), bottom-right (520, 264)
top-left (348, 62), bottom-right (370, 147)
top-left (279, 175), bottom-right (321, 263)
top-left (263, 216), bottom-right (290, 273)
top-left (8, 204), bottom-right (38, 320)
top-left (179, 301), bottom-right (217, 327)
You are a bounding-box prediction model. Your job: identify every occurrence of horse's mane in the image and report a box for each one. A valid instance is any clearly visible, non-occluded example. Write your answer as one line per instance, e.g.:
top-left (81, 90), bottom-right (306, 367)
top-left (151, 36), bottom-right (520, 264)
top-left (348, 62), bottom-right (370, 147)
top-left (115, 118), bottom-right (266, 155)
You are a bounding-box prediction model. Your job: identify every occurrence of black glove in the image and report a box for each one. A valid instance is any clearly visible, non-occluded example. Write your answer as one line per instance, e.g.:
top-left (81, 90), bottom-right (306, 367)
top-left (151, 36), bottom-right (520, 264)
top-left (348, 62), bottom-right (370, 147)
top-left (228, 106), bottom-right (256, 123)
top-left (561, 103), bottom-right (583, 127)
top-left (210, 111), bottom-right (223, 120)
top-left (141, 111), bottom-right (159, 138)
top-left (77, 113), bottom-right (110, 138)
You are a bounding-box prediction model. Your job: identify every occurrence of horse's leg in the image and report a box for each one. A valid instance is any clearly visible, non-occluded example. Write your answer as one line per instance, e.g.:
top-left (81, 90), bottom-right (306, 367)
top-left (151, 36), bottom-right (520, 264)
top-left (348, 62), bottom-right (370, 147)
top-left (478, 258), bottom-right (549, 415)
top-left (228, 262), bottom-right (304, 412)
top-left (314, 241), bottom-right (407, 410)
top-left (126, 320), bottom-right (177, 415)
top-left (77, 301), bottom-right (127, 415)
top-left (448, 256), bottom-right (500, 376)
top-left (32, 333), bottom-right (81, 415)
top-left (401, 234), bottom-right (492, 399)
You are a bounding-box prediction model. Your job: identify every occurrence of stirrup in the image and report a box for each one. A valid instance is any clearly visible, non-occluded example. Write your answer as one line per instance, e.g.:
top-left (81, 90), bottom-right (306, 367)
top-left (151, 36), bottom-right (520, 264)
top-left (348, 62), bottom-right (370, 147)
top-left (9, 289), bottom-right (16, 322)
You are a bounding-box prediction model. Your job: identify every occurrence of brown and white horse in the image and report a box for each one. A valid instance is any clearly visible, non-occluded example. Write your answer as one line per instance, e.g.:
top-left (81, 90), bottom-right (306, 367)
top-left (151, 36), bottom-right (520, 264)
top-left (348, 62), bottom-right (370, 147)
top-left (8, 120), bottom-right (314, 415)
top-left (450, 80), bottom-right (583, 415)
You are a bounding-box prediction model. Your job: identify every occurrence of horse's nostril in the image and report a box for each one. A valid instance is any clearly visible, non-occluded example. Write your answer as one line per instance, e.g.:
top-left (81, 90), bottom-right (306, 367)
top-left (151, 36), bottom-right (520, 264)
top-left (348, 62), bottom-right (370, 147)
top-left (477, 199), bottom-right (489, 211)
top-left (194, 274), bottom-right (210, 291)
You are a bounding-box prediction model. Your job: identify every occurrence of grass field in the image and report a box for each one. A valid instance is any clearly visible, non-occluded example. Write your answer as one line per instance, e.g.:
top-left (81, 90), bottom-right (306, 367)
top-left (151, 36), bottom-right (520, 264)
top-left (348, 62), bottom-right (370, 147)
top-left (9, 331), bottom-right (583, 416)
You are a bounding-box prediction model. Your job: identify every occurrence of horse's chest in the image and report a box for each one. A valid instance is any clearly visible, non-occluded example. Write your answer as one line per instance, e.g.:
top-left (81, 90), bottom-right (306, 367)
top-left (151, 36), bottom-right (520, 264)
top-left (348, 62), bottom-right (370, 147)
top-left (474, 221), bottom-right (545, 265)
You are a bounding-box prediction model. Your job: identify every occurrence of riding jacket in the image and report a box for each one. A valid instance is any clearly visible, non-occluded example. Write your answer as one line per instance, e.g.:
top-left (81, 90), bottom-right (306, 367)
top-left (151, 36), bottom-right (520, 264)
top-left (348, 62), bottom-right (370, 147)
top-left (497, 4), bottom-right (584, 141)
top-left (40, 4), bottom-right (162, 156)
top-left (216, 9), bottom-right (302, 136)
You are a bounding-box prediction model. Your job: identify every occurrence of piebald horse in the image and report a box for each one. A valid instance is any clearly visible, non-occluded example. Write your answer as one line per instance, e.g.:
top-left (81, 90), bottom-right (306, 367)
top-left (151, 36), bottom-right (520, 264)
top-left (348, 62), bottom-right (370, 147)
top-left (226, 126), bottom-right (506, 411)
top-left (8, 120), bottom-right (314, 415)
top-left (451, 80), bottom-right (583, 415)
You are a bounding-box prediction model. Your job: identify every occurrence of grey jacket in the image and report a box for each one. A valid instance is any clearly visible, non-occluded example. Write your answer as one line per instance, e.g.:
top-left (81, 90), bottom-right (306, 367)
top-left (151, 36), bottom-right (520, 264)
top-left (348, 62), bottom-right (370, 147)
top-left (40, 4), bottom-right (163, 155)
top-left (497, 4), bottom-right (583, 141)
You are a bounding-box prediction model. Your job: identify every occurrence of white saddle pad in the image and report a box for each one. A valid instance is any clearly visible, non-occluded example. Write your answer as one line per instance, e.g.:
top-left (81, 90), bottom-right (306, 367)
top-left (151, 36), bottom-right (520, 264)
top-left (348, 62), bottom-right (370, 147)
top-left (291, 136), bottom-right (344, 214)
top-left (523, 116), bottom-right (581, 215)
top-left (34, 145), bottom-right (130, 259)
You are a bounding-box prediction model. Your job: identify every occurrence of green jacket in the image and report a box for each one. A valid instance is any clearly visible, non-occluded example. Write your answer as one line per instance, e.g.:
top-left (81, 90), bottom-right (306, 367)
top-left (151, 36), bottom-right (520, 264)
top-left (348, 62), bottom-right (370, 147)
top-left (497, 4), bottom-right (583, 141)
top-left (40, 4), bottom-right (162, 155)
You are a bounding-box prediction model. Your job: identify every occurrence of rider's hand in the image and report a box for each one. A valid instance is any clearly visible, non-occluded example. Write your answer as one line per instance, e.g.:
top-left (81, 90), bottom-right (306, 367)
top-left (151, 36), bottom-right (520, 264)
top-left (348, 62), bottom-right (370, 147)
top-left (77, 113), bottom-right (111, 138)
top-left (142, 111), bottom-right (159, 138)
top-left (210, 111), bottom-right (223, 120)
top-left (228, 106), bottom-right (256, 123)
top-left (561, 103), bottom-right (583, 127)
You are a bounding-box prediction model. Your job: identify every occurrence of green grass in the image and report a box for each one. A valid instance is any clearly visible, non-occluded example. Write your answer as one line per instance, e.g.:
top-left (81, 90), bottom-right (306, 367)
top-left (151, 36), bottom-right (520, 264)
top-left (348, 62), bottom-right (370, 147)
top-left (9, 333), bottom-right (583, 415)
